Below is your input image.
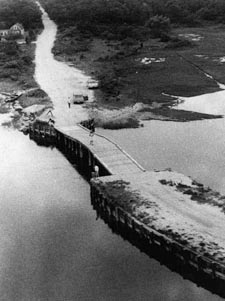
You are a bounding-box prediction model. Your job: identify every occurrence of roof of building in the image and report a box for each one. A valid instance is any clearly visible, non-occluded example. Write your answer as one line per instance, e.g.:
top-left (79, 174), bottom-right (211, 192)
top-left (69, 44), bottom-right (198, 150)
top-left (10, 23), bottom-right (24, 30)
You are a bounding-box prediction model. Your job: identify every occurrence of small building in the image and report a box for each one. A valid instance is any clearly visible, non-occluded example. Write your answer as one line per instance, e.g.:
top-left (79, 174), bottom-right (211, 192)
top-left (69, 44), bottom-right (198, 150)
top-left (9, 23), bottom-right (25, 37)
top-left (0, 29), bottom-right (9, 38)
top-left (0, 23), bottom-right (25, 42)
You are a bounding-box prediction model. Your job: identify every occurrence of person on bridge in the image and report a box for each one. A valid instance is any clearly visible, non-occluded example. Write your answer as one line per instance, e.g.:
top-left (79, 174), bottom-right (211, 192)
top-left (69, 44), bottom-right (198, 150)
top-left (48, 118), bottom-right (55, 126)
top-left (92, 165), bottom-right (99, 178)
top-left (94, 165), bottom-right (99, 177)
top-left (89, 119), bottom-right (95, 145)
top-left (68, 97), bottom-right (71, 108)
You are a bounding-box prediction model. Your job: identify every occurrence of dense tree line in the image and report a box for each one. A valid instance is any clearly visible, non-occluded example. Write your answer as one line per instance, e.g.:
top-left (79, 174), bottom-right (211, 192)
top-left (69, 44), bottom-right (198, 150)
top-left (39, 0), bottom-right (225, 28)
top-left (149, 0), bottom-right (225, 25)
top-left (1, 0), bottom-right (225, 35)
top-left (37, 0), bottom-right (225, 40)
top-left (0, 0), bottom-right (43, 30)
top-left (39, 0), bottom-right (147, 26)
top-left (0, 0), bottom-right (43, 83)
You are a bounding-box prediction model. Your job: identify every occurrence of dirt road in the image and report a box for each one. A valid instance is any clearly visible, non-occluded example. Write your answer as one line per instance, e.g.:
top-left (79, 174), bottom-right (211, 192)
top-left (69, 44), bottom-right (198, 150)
top-left (35, 2), bottom-right (93, 126)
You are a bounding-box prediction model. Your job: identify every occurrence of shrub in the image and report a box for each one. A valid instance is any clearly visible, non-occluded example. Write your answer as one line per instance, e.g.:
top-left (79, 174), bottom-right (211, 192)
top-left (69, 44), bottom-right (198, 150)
top-left (95, 116), bottom-right (139, 129)
top-left (166, 36), bottom-right (194, 48)
top-left (21, 55), bottom-right (33, 65)
top-left (102, 116), bottom-right (139, 129)
top-left (2, 41), bottom-right (19, 55)
top-left (102, 31), bottom-right (116, 40)
top-left (26, 88), bottom-right (47, 98)
top-left (0, 68), bottom-right (20, 79)
top-left (61, 26), bottom-right (78, 38)
top-left (146, 15), bottom-right (171, 38)
top-left (3, 60), bottom-right (21, 69)
top-left (122, 37), bottom-right (137, 46)
top-left (0, 105), bottom-right (10, 114)
top-left (160, 33), bottom-right (171, 42)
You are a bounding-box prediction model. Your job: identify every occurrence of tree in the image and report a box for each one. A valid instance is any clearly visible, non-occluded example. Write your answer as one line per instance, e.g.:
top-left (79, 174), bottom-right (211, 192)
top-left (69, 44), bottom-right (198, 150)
top-left (3, 41), bottom-right (19, 55)
top-left (146, 15), bottom-right (171, 38)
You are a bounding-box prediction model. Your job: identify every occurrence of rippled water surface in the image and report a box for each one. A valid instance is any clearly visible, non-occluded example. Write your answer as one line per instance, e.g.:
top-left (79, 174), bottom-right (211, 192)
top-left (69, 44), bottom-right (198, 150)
top-left (0, 3), bottom-right (223, 300)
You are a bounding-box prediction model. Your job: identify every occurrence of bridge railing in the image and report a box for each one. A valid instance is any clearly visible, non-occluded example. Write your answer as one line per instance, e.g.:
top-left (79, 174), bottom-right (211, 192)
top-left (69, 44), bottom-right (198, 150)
top-left (79, 119), bottom-right (146, 173)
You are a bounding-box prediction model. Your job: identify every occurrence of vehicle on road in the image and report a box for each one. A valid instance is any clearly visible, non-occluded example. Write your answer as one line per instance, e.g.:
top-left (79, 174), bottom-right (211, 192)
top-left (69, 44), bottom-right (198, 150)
top-left (72, 94), bottom-right (89, 104)
top-left (87, 79), bottom-right (99, 89)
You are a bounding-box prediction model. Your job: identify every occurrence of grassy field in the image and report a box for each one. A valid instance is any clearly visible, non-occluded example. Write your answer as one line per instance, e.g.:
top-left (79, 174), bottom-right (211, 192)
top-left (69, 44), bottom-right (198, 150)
top-left (174, 25), bottom-right (225, 84)
top-left (0, 43), bottom-right (36, 91)
top-left (53, 24), bottom-right (225, 123)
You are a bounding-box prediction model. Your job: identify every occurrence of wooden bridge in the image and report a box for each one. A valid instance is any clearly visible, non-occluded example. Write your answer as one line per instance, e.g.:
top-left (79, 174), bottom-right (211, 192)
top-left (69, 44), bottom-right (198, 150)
top-left (29, 120), bottom-right (225, 298)
top-left (55, 124), bottom-right (145, 175)
top-left (29, 121), bottom-right (145, 177)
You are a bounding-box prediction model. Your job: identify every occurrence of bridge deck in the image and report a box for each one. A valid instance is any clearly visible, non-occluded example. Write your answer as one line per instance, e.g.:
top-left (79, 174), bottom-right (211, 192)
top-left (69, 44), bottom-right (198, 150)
top-left (55, 126), bottom-right (145, 175)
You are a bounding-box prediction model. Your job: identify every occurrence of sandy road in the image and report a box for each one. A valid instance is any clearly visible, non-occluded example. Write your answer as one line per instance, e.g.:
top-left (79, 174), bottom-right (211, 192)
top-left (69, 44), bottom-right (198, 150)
top-left (34, 2), bottom-right (93, 127)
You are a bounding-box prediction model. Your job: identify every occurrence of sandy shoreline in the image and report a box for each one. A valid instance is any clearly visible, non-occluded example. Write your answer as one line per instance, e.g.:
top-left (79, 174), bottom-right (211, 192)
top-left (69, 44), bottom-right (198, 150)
top-left (50, 24), bottom-right (225, 127)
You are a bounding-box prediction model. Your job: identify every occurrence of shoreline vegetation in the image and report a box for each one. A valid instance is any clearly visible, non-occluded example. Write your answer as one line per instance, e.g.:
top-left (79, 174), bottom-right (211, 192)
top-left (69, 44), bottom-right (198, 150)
top-left (1, 0), bottom-right (225, 130)
top-left (0, 0), bottom-right (52, 132)
top-left (39, 0), bottom-right (225, 128)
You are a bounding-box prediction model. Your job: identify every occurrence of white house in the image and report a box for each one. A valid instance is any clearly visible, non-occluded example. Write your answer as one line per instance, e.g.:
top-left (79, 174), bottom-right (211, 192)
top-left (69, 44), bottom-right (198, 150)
top-left (9, 23), bottom-right (25, 36)
top-left (0, 23), bottom-right (25, 40)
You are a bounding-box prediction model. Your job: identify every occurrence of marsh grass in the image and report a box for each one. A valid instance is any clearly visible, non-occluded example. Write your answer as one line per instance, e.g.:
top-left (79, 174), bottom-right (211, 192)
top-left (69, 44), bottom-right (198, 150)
top-left (97, 116), bottom-right (139, 129)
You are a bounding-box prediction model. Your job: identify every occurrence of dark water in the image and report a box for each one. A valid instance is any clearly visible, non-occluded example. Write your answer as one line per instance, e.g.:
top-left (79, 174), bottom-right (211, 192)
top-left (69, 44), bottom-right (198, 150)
top-left (0, 124), bottom-right (223, 301)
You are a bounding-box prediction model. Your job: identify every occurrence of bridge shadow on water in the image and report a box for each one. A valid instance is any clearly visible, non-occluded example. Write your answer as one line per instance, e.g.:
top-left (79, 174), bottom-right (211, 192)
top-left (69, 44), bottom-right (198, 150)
top-left (92, 203), bottom-right (225, 300)
top-left (29, 131), bottom-right (93, 180)
top-left (29, 131), bottom-right (225, 300)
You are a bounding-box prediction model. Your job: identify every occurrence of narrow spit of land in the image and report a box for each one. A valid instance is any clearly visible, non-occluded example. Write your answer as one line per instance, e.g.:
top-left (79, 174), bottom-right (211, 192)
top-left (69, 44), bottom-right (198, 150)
top-left (94, 170), bottom-right (225, 266)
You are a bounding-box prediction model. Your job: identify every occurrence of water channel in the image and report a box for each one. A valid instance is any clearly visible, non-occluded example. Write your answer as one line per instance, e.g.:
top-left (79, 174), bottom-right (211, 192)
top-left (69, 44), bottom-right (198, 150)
top-left (0, 4), bottom-right (224, 301)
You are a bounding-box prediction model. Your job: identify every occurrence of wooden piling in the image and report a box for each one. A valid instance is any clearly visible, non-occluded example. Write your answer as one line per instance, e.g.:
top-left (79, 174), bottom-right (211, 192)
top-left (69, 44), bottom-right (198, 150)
top-left (89, 181), bottom-right (225, 298)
